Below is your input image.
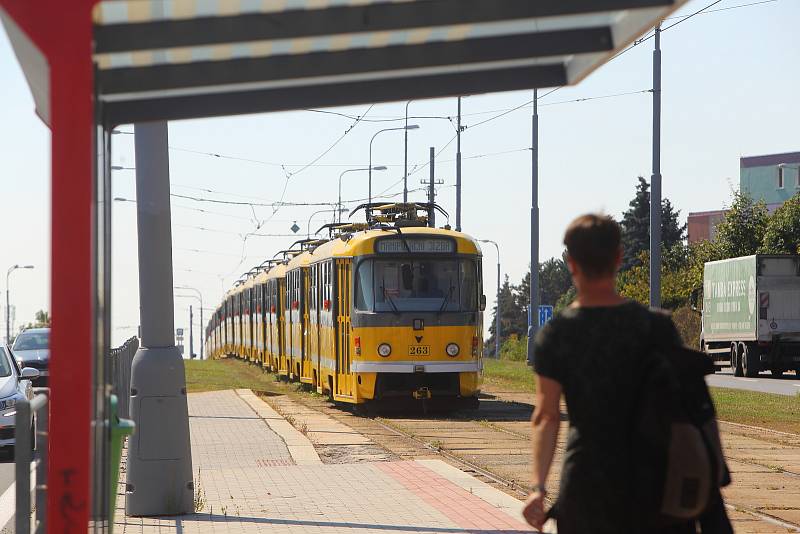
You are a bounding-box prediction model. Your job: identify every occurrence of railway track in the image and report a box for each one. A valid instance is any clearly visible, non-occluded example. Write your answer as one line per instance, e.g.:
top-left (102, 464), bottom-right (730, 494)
top-left (267, 387), bottom-right (800, 533)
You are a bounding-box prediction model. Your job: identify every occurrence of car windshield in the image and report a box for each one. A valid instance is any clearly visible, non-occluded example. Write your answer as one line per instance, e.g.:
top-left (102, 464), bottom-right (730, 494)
top-left (355, 258), bottom-right (478, 313)
top-left (0, 348), bottom-right (13, 378)
top-left (13, 331), bottom-right (49, 351)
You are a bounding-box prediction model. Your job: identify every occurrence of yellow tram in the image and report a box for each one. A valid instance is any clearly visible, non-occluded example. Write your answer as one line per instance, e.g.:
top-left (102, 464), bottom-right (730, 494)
top-left (206, 203), bottom-right (486, 407)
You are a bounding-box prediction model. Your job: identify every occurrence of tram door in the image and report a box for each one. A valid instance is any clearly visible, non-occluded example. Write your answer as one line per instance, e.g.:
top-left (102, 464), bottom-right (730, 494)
top-left (335, 259), bottom-right (353, 398)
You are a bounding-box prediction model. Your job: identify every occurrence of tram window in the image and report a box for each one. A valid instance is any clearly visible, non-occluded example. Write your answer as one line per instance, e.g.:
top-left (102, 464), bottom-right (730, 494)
top-left (355, 259), bottom-right (478, 313)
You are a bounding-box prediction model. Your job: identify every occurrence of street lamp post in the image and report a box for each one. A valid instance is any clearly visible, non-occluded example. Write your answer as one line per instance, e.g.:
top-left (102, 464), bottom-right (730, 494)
top-left (478, 240), bottom-right (501, 358)
top-left (404, 100), bottom-right (413, 203)
top-left (175, 286), bottom-right (203, 360)
top-left (339, 167), bottom-right (386, 222)
top-left (369, 125), bottom-right (419, 209)
top-left (306, 208), bottom-right (346, 239)
top-left (6, 265), bottom-right (34, 344)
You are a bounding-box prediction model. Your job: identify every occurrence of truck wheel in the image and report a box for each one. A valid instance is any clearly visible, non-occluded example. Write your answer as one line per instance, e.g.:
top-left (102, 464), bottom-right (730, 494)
top-left (742, 343), bottom-right (759, 378)
top-left (731, 343), bottom-right (743, 377)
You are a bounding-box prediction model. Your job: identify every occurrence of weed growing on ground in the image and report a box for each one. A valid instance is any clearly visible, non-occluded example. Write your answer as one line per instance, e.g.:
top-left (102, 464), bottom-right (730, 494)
top-left (299, 422), bottom-right (309, 435)
top-left (193, 471), bottom-right (206, 513)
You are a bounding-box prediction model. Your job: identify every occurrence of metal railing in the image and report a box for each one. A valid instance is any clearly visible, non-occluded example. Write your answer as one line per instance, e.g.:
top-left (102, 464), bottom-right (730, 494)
top-left (109, 337), bottom-right (138, 419)
top-left (15, 388), bottom-right (49, 534)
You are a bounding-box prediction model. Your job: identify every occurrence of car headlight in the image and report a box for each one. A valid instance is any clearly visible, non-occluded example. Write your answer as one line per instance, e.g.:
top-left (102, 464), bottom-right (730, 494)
top-left (377, 343), bottom-right (392, 357)
top-left (446, 343), bottom-right (460, 357)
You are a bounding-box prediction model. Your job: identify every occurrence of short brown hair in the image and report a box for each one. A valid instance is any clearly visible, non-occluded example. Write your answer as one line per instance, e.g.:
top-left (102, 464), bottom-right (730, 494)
top-left (563, 214), bottom-right (621, 278)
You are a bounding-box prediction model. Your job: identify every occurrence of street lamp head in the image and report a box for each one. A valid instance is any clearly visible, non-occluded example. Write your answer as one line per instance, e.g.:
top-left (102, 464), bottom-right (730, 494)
top-left (405, 124), bottom-right (420, 130)
top-left (113, 197), bottom-right (131, 202)
top-left (372, 166), bottom-right (388, 171)
top-left (22, 265), bottom-right (34, 269)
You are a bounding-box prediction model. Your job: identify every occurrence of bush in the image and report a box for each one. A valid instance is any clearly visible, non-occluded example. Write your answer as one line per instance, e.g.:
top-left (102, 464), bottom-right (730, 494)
top-left (671, 306), bottom-right (701, 350)
top-left (499, 334), bottom-right (528, 362)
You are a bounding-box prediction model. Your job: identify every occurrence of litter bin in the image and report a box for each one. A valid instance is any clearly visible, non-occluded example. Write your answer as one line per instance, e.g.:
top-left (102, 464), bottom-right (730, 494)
top-left (109, 394), bottom-right (135, 529)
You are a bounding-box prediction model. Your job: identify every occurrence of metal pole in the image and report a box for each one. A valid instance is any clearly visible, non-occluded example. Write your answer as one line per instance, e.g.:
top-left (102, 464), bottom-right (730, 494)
top-left (429, 147), bottom-right (436, 228)
top-left (496, 255), bottom-right (501, 358)
top-left (404, 100), bottom-right (411, 203)
top-left (527, 89), bottom-right (540, 366)
top-left (650, 26), bottom-right (662, 308)
top-left (200, 301), bottom-right (204, 360)
top-left (189, 305), bottom-right (194, 358)
top-left (456, 96), bottom-right (462, 232)
top-left (127, 121), bottom-right (193, 516)
top-left (5, 279), bottom-right (9, 344)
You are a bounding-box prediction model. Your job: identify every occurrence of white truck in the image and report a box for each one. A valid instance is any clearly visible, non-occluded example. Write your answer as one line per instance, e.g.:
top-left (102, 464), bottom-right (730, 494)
top-left (699, 255), bottom-right (800, 377)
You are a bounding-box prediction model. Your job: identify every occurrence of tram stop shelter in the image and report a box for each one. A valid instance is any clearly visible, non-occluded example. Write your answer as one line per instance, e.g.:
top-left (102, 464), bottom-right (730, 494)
top-left (0, 0), bottom-right (684, 530)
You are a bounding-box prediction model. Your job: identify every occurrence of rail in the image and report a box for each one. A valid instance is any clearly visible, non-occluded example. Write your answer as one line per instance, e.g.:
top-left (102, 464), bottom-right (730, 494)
top-left (109, 336), bottom-right (139, 418)
top-left (15, 388), bottom-right (49, 534)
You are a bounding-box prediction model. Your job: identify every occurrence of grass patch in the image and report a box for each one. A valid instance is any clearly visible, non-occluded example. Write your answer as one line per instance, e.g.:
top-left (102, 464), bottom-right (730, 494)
top-left (710, 387), bottom-right (800, 435)
top-left (483, 359), bottom-right (800, 435)
top-left (482, 358), bottom-right (535, 393)
top-left (184, 358), bottom-right (284, 393)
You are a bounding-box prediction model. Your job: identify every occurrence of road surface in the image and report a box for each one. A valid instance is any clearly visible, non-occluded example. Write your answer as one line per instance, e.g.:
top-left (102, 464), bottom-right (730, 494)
top-left (707, 367), bottom-right (800, 396)
top-left (0, 454), bottom-right (17, 532)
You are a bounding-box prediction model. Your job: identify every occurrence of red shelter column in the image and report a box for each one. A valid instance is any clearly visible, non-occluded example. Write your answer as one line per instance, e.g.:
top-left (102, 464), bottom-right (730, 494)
top-left (0, 1), bottom-right (97, 531)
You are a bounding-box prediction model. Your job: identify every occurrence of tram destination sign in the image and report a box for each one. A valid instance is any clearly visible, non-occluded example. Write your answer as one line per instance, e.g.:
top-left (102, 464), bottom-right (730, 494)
top-left (375, 238), bottom-right (455, 254)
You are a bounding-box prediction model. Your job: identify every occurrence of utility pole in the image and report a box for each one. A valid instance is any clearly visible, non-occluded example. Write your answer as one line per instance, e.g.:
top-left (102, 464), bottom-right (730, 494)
top-left (428, 147), bottom-right (436, 228)
top-left (527, 89), bottom-right (540, 366)
top-left (422, 148), bottom-right (444, 228)
top-left (404, 100), bottom-right (411, 203)
top-left (455, 96), bottom-right (462, 232)
top-left (650, 26), bottom-right (662, 308)
top-left (189, 305), bottom-right (194, 359)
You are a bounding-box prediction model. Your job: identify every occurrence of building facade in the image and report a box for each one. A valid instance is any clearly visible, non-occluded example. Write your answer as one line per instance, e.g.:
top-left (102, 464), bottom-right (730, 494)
top-left (740, 151), bottom-right (800, 211)
top-left (687, 209), bottom-right (727, 244)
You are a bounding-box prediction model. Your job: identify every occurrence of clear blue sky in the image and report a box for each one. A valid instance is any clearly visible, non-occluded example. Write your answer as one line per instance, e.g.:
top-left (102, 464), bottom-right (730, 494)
top-left (1, 0), bottom-right (798, 352)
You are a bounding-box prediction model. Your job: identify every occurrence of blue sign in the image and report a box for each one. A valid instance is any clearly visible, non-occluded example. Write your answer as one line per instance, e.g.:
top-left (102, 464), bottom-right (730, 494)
top-left (538, 305), bottom-right (554, 326)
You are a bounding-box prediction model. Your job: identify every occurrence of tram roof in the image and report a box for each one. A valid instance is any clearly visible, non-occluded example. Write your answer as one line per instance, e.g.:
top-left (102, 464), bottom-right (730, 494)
top-left (5, 1), bottom-right (684, 126)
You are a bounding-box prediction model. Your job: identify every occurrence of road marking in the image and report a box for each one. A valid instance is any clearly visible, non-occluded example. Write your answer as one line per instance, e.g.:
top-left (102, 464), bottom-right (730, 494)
top-left (793, 384), bottom-right (800, 388)
top-left (739, 378), bottom-right (758, 382)
top-left (0, 462), bottom-right (37, 532)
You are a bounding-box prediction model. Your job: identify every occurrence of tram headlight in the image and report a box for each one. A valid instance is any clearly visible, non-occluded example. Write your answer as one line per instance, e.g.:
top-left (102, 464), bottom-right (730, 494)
top-left (378, 343), bottom-right (392, 357)
top-left (446, 343), bottom-right (460, 357)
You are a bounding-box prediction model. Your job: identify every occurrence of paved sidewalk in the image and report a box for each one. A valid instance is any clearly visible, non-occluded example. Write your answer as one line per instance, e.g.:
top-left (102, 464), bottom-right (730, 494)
top-left (114, 390), bottom-right (535, 533)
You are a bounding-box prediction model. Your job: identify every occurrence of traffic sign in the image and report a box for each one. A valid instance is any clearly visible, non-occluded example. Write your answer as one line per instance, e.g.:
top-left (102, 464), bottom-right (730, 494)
top-left (176, 328), bottom-right (184, 336)
top-left (538, 305), bottom-right (554, 326)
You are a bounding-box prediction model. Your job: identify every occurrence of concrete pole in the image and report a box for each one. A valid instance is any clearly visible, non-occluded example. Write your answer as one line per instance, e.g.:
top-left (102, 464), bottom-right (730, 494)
top-left (127, 121), bottom-right (193, 516)
top-left (650, 27), bottom-right (662, 308)
top-left (527, 89), bottom-right (540, 366)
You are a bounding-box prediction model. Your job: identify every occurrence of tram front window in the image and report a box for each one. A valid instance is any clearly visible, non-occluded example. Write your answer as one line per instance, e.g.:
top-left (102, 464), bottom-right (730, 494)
top-left (355, 259), bottom-right (478, 313)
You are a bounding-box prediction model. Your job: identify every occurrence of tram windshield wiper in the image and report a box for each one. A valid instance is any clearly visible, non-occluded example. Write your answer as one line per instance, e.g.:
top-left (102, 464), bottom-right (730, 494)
top-left (437, 284), bottom-right (455, 315)
top-left (382, 284), bottom-right (400, 315)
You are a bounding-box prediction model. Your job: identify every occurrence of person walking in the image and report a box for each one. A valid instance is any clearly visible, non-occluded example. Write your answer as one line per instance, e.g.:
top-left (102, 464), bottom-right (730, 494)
top-left (522, 214), bottom-right (732, 534)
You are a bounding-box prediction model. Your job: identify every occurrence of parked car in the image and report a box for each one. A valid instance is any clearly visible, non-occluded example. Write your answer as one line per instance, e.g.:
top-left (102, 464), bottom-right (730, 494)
top-left (11, 327), bottom-right (49, 385)
top-left (0, 345), bottom-right (39, 455)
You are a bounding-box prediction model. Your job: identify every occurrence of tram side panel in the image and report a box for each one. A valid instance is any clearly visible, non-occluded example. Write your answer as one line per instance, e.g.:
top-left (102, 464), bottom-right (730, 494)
top-left (300, 267), bottom-right (313, 384)
top-left (306, 264), bottom-right (321, 389)
top-left (318, 261), bottom-right (336, 396)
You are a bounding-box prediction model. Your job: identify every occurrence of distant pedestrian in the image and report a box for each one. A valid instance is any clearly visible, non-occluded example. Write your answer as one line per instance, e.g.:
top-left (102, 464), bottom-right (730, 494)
top-left (521, 214), bottom-right (732, 534)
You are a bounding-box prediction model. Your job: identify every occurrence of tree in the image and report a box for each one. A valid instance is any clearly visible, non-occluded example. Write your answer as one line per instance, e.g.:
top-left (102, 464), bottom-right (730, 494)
top-left (760, 193), bottom-right (800, 254)
top-left (515, 258), bottom-right (573, 326)
top-left (714, 191), bottom-right (768, 258)
top-left (620, 176), bottom-right (686, 270)
top-left (486, 276), bottom-right (524, 352)
top-left (34, 310), bottom-right (50, 327)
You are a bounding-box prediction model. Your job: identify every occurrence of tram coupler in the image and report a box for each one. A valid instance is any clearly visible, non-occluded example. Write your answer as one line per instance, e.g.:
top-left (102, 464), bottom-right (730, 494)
top-left (413, 387), bottom-right (432, 400)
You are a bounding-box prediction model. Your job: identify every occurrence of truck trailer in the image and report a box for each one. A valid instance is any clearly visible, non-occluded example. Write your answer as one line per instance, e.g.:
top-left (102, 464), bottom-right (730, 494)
top-left (700, 255), bottom-right (800, 377)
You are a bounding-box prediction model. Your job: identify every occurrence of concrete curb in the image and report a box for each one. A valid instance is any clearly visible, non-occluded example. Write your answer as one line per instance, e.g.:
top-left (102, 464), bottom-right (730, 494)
top-left (235, 389), bottom-right (323, 465)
